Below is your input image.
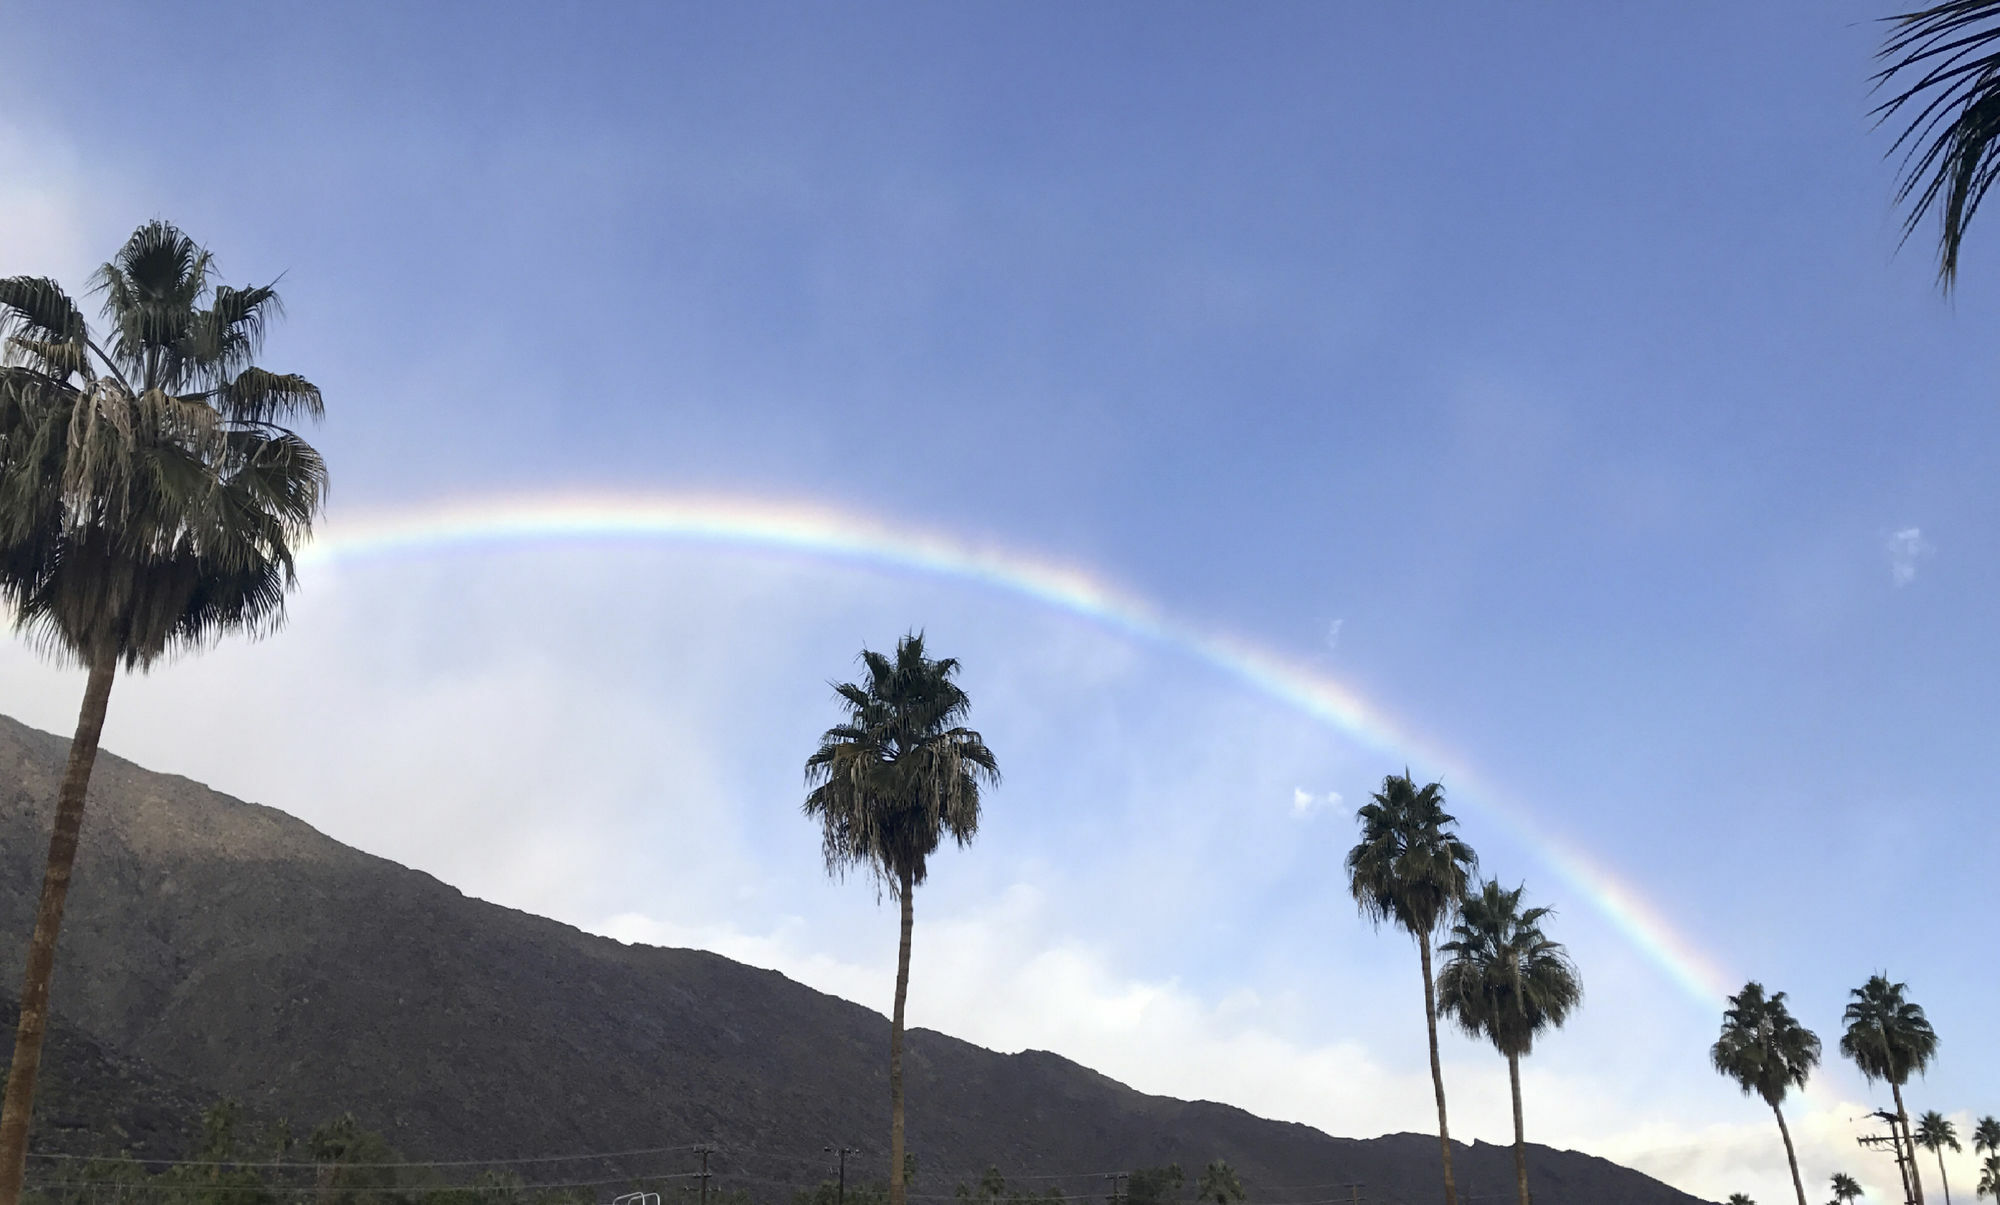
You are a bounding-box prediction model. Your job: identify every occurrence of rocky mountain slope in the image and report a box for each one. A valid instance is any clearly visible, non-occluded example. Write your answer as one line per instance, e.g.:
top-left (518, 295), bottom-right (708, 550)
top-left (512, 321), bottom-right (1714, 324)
top-left (0, 713), bottom-right (1708, 1204)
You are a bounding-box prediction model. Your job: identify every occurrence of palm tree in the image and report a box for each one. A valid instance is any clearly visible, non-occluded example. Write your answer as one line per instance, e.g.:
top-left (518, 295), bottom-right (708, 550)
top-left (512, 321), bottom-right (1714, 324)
top-left (1978, 1154), bottom-right (2000, 1203)
top-left (1194, 1161), bottom-right (1244, 1205)
top-left (1711, 982), bottom-right (1822, 1205)
top-left (0, 222), bottom-right (326, 1205)
top-left (1436, 879), bottom-right (1582, 1205)
top-left (1918, 1111), bottom-right (1963, 1204)
top-left (803, 633), bottom-right (999, 1205)
top-left (1874, 2), bottom-right (2000, 288)
top-left (1978, 1118), bottom-right (2000, 1160)
top-left (1830, 1172), bottom-right (1863, 1205)
top-left (1842, 974), bottom-right (1940, 1205)
top-left (1728, 1195), bottom-right (1756, 1205)
top-left (1345, 772), bottom-right (1477, 1205)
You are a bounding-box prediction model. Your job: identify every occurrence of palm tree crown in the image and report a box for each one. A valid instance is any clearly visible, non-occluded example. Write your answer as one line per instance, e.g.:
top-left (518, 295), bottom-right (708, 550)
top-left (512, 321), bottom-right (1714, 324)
top-left (1840, 975), bottom-right (1939, 1088)
top-left (0, 220), bottom-right (326, 668)
top-left (1437, 880), bottom-right (1582, 1059)
top-left (1830, 1172), bottom-right (1863, 1204)
top-left (1973, 1117), bottom-right (2000, 1157)
top-left (1875, 1), bottom-right (2000, 287)
top-left (1922, 1113), bottom-right (1965, 1155)
top-left (1346, 773), bottom-right (1476, 940)
top-left (1980, 1155), bottom-right (2000, 1203)
top-left (1712, 983), bottom-right (1822, 1110)
top-left (1727, 1195), bottom-right (1756, 1205)
top-left (803, 631), bottom-right (999, 894)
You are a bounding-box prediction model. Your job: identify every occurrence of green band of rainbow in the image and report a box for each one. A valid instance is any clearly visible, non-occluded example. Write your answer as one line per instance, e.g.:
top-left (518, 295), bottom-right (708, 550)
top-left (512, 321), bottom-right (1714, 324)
top-left (299, 492), bottom-right (1732, 1009)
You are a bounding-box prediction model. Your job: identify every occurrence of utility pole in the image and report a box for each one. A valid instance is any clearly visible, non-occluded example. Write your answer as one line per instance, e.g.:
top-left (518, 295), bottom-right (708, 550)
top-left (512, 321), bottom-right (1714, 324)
top-left (694, 1145), bottom-right (715, 1205)
top-left (1102, 1173), bottom-right (1129, 1205)
top-left (1861, 1112), bottom-right (1916, 1205)
top-left (825, 1145), bottom-right (860, 1205)
top-left (1346, 1184), bottom-right (1362, 1205)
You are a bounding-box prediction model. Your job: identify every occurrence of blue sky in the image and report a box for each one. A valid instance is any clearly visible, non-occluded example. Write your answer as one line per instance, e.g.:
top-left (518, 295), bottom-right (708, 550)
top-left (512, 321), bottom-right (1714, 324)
top-left (3, 3), bottom-right (1996, 1202)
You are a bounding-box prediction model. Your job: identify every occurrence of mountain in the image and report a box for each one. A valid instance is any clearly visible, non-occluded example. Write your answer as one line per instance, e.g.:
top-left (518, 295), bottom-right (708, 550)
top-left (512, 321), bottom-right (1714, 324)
top-left (0, 713), bottom-right (1708, 1204)
top-left (0, 994), bottom-right (208, 1161)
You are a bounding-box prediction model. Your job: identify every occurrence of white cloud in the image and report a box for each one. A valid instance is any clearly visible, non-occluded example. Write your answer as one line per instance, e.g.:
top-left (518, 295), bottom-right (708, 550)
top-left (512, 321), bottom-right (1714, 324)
top-left (1887, 527), bottom-right (1932, 587)
top-left (1324, 618), bottom-right (1344, 651)
top-left (1290, 787), bottom-right (1341, 818)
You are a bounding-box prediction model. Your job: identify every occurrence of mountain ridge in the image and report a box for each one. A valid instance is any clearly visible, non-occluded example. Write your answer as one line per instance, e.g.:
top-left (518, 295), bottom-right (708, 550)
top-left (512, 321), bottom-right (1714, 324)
top-left (0, 712), bottom-right (1709, 1204)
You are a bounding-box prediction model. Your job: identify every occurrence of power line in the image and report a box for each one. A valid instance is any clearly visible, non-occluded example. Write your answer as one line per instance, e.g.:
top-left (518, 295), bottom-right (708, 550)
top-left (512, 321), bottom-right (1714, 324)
top-left (26, 1145), bottom-right (710, 1171)
top-left (21, 1171), bottom-right (705, 1195)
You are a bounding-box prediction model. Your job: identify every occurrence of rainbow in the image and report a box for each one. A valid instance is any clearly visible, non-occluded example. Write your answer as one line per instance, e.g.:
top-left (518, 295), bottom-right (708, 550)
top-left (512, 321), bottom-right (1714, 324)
top-left (298, 492), bottom-right (1733, 1008)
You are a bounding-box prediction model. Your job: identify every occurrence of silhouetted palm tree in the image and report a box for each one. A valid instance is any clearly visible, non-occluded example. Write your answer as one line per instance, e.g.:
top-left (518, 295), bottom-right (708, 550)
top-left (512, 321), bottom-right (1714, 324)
top-left (1979, 1154), bottom-right (2000, 1203)
top-left (1830, 1172), bottom-right (1863, 1205)
top-left (1842, 974), bottom-right (1940, 1205)
top-left (1728, 1195), bottom-right (1756, 1205)
top-left (1437, 879), bottom-right (1582, 1205)
top-left (1712, 982), bottom-right (1822, 1205)
top-left (1918, 1111), bottom-right (1963, 1204)
top-left (0, 222), bottom-right (326, 1205)
top-left (804, 633), bottom-right (999, 1205)
top-left (1976, 1118), bottom-right (2000, 1159)
top-left (1875, 2), bottom-right (2000, 287)
top-left (1345, 773), bottom-right (1477, 1205)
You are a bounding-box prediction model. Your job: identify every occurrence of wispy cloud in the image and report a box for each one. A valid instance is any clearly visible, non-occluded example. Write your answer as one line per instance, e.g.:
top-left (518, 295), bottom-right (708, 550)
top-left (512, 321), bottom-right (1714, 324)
top-left (1324, 618), bottom-right (1344, 651)
top-left (1887, 527), bottom-right (1932, 587)
top-left (1291, 787), bottom-right (1341, 819)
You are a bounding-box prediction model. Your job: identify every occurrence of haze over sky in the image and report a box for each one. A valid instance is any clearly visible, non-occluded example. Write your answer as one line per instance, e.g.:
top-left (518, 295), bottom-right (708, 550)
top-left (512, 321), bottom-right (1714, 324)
top-left (2, 3), bottom-right (1995, 1202)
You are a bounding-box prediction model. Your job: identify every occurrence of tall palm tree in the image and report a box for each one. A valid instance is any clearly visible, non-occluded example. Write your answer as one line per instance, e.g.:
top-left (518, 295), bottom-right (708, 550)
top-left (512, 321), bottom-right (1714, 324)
top-left (803, 633), bottom-right (999, 1205)
top-left (1345, 772), bottom-right (1477, 1205)
top-left (1830, 1173), bottom-right (1863, 1205)
top-left (1874, 2), bottom-right (2000, 288)
top-left (1842, 974), bottom-right (1940, 1205)
top-left (1711, 982), bottom-right (1822, 1205)
top-left (1436, 879), bottom-right (1582, 1205)
top-left (0, 222), bottom-right (326, 1205)
top-left (1981, 1155), bottom-right (2000, 1204)
top-left (1918, 1112), bottom-right (1963, 1204)
top-left (1977, 1118), bottom-right (2000, 1161)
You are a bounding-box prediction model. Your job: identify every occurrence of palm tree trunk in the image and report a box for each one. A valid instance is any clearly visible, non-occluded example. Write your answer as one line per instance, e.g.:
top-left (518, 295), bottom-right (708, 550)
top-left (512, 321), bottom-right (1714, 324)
top-left (1418, 931), bottom-right (1458, 1205)
top-left (1937, 1148), bottom-right (1952, 1205)
top-left (0, 648), bottom-right (118, 1205)
top-left (1507, 1051), bottom-right (1529, 1205)
top-left (1897, 1085), bottom-right (1927, 1205)
top-left (1772, 1102), bottom-right (1807, 1205)
top-left (888, 866), bottom-right (915, 1205)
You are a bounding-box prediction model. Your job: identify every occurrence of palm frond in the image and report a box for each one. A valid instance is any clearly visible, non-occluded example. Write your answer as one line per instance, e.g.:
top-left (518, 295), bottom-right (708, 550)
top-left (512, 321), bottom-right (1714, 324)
top-left (802, 634), bottom-right (999, 894)
top-left (1436, 879), bottom-right (1581, 1057)
top-left (1876, 1), bottom-right (2000, 286)
top-left (1712, 981), bottom-right (1822, 1109)
top-left (1345, 773), bottom-right (1477, 938)
top-left (1, 221), bottom-right (326, 671)
top-left (1839, 973), bottom-right (1938, 1086)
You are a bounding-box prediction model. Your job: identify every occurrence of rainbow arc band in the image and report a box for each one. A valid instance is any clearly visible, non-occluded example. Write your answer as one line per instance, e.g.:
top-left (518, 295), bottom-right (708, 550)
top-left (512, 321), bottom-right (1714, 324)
top-left (299, 492), bottom-right (1731, 1008)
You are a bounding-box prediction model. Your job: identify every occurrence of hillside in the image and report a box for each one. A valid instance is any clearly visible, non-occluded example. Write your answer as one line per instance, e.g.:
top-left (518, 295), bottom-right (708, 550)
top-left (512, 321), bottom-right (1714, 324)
top-left (0, 713), bottom-right (1708, 1204)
